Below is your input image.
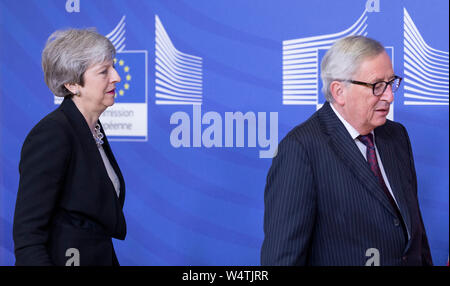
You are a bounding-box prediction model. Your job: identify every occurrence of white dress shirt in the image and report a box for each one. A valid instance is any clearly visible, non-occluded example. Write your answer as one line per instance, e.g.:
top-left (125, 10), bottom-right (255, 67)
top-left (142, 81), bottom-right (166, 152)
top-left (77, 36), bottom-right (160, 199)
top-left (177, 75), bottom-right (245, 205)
top-left (330, 103), bottom-right (399, 206)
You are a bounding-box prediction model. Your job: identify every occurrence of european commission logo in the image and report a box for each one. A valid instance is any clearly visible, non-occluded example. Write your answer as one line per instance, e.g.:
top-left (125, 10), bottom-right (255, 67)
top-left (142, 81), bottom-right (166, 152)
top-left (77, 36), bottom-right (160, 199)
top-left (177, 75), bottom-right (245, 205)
top-left (282, 9), bottom-right (368, 108)
top-left (155, 15), bottom-right (203, 105)
top-left (103, 16), bottom-right (148, 141)
top-left (53, 16), bottom-right (148, 141)
top-left (106, 16), bottom-right (147, 105)
top-left (281, 7), bottom-right (396, 120)
top-left (403, 8), bottom-right (449, 106)
top-left (155, 16), bottom-right (277, 158)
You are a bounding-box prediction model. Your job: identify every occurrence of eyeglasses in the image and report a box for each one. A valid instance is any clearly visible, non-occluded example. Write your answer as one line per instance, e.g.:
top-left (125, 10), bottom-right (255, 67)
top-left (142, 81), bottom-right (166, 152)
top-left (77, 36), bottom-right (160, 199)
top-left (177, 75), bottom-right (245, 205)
top-left (337, 75), bottom-right (402, 96)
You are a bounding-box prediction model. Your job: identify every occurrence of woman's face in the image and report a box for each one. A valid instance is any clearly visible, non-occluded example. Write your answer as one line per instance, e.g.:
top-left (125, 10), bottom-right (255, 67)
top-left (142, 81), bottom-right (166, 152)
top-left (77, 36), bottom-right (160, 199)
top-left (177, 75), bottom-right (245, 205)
top-left (77, 60), bottom-right (121, 113)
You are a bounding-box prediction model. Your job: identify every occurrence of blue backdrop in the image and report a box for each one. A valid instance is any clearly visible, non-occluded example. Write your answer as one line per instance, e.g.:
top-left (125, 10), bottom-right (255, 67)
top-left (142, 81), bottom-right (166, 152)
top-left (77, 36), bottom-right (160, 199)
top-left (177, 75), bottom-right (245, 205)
top-left (0, 0), bottom-right (448, 265)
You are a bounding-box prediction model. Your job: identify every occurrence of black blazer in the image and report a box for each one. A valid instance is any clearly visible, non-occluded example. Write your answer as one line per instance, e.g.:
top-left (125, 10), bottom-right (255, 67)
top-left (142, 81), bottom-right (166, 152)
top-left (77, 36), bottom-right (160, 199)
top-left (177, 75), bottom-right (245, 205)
top-left (261, 102), bottom-right (432, 266)
top-left (13, 97), bottom-right (126, 266)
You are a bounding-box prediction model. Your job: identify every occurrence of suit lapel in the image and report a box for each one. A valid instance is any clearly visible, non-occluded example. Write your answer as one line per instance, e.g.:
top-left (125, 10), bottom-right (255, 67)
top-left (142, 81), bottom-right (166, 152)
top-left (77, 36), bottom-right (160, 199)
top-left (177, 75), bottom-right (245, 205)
top-left (60, 98), bottom-right (123, 204)
top-left (375, 126), bottom-right (412, 241)
top-left (97, 122), bottom-right (127, 236)
top-left (98, 121), bottom-right (126, 206)
top-left (318, 102), bottom-right (397, 218)
top-left (60, 98), bottom-right (102, 159)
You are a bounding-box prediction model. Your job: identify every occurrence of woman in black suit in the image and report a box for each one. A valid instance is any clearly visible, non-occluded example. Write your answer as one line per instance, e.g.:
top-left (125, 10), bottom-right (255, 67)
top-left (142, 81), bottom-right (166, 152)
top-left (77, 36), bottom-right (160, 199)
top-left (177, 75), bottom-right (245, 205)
top-left (13, 28), bottom-right (126, 266)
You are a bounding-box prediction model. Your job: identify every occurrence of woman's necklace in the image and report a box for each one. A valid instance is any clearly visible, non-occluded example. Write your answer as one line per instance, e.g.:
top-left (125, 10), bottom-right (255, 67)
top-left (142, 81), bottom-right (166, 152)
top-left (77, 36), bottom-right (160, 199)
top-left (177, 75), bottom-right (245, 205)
top-left (92, 123), bottom-right (104, 147)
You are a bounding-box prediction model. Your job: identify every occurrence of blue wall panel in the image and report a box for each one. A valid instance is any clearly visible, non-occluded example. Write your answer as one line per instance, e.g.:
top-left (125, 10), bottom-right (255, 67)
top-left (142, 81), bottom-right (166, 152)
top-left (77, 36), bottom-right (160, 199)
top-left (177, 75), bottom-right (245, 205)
top-left (0, 0), bottom-right (448, 265)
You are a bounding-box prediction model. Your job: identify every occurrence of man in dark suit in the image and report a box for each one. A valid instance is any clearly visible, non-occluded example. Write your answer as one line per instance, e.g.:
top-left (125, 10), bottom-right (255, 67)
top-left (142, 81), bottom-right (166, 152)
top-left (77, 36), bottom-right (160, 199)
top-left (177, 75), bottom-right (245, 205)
top-left (261, 36), bottom-right (432, 266)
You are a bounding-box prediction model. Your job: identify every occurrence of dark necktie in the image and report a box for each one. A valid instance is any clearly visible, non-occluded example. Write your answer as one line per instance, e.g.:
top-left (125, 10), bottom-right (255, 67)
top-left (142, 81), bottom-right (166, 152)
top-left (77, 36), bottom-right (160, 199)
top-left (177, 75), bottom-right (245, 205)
top-left (358, 134), bottom-right (398, 211)
top-left (358, 134), bottom-right (408, 242)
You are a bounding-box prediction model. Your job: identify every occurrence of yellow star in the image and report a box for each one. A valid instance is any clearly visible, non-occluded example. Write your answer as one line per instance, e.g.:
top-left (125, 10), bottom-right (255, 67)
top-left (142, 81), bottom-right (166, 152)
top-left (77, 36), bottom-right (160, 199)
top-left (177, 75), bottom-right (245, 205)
top-left (119, 90), bottom-right (124, 96)
top-left (119, 60), bottom-right (124, 66)
top-left (124, 83), bottom-right (130, 90)
top-left (126, 74), bottom-right (131, 81)
top-left (124, 66), bottom-right (130, 72)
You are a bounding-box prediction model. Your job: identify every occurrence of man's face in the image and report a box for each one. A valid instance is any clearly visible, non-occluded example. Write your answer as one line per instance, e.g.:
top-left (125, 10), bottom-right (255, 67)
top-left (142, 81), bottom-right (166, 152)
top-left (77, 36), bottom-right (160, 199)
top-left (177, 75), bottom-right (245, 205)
top-left (341, 51), bottom-right (395, 134)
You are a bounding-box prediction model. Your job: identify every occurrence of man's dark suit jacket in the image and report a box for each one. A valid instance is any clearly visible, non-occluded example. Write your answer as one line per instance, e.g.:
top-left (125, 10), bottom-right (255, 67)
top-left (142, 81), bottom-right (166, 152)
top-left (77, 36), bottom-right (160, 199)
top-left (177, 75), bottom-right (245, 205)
top-left (13, 97), bottom-right (126, 266)
top-left (261, 102), bottom-right (432, 266)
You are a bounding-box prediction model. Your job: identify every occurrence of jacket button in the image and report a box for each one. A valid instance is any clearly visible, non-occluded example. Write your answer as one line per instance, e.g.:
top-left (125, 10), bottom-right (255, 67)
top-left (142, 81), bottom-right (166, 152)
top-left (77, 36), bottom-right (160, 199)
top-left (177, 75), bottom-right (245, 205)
top-left (393, 219), bottom-right (400, 226)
